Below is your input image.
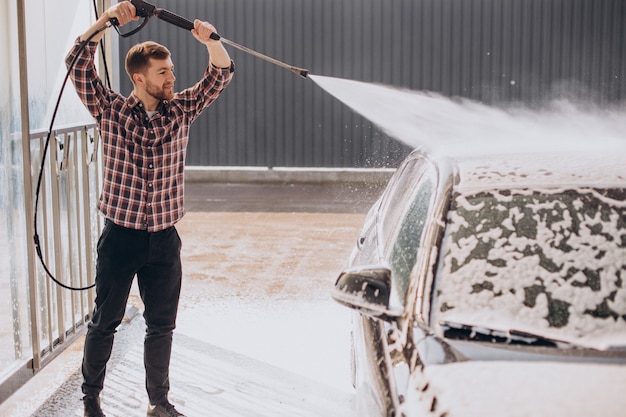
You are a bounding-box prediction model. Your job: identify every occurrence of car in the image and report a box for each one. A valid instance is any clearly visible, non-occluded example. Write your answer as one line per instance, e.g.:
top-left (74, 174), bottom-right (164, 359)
top-left (331, 148), bottom-right (626, 417)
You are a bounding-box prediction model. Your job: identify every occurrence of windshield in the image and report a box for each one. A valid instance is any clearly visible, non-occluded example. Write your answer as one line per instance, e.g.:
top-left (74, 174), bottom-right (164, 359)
top-left (433, 187), bottom-right (626, 350)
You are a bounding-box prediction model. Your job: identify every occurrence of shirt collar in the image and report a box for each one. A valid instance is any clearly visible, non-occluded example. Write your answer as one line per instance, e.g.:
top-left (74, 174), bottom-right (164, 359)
top-left (127, 93), bottom-right (171, 115)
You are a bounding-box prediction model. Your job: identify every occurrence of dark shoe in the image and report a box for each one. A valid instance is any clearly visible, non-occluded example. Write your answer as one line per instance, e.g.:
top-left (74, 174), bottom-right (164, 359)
top-left (83, 396), bottom-right (106, 417)
top-left (147, 401), bottom-right (186, 417)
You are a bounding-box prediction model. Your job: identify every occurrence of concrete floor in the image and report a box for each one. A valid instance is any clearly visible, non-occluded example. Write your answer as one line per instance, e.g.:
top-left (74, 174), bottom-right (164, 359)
top-left (0, 180), bottom-right (386, 417)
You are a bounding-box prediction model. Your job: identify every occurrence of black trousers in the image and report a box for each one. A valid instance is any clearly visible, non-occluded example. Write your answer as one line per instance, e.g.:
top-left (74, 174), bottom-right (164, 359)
top-left (82, 220), bottom-right (182, 405)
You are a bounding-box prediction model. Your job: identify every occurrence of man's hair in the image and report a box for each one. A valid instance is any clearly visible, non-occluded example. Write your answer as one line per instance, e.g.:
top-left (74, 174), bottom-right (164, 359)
top-left (125, 41), bottom-right (171, 83)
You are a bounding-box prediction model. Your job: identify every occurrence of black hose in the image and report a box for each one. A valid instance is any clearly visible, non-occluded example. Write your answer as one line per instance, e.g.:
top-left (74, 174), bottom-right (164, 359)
top-left (33, 22), bottom-right (110, 291)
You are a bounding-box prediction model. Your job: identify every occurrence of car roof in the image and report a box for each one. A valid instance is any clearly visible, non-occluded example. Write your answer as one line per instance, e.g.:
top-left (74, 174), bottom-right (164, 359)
top-left (445, 149), bottom-right (626, 192)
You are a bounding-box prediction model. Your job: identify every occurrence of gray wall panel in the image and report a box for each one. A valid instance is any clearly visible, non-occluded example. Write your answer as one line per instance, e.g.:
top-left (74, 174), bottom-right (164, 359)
top-left (118, 0), bottom-right (626, 168)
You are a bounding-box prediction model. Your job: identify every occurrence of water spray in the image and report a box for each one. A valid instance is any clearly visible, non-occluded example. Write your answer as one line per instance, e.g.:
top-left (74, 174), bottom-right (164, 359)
top-left (114, 0), bottom-right (309, 78)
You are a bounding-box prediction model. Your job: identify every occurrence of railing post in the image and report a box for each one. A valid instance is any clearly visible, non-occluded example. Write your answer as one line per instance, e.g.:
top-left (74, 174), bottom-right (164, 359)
top-left (50, 133), bottom-right (65, 347)
top-left (82, 127), bottom-right (98, 316)
top-left (17, 0), bottom-right (41, 372)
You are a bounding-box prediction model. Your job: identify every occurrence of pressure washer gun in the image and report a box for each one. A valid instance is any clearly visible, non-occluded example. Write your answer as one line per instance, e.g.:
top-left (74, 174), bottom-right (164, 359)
top-left (111, 0), bottom-right (309, 78)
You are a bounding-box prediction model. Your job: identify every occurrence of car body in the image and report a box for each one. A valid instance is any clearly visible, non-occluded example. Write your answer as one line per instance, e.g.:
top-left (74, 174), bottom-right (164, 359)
top-left (332, 148), bottom-right (626, 417)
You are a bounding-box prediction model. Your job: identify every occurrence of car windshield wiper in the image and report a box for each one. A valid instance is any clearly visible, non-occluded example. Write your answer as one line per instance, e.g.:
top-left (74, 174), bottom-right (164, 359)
top-left (440, 320), bottom-right (565, 348)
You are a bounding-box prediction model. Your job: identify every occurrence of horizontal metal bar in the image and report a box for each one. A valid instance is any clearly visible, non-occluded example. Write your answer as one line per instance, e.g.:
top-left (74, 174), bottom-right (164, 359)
top-left (29, 123), bottom-right (97, 141)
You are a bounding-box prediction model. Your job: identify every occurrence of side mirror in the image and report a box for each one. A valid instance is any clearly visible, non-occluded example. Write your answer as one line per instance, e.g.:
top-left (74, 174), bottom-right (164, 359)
top-left (331, 264), bottom-right (401, 321)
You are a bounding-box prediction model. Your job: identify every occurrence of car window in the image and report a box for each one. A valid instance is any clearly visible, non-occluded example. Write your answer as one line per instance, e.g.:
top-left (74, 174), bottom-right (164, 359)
top-left (433, 187), bottom-right (626, 348)
top-left (380, 164), bottom-right (435, 306)
top-left (379, 158), bottom-right (427, 245)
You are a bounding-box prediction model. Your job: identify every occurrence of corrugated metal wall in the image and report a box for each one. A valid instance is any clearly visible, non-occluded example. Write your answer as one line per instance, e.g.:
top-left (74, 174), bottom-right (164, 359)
top-left (118, 0), bottom-right (625, 168)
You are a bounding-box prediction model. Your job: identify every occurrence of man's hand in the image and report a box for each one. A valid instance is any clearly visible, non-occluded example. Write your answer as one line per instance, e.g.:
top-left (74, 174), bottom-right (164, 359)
top-left (192, 19), bottom-right (231, 68)
top-left (191, 20), bottom-right (219, 44)
top-left (78, 0), bottom-right (138, 41)
top-left (106, 1), bottom-right (139, 26)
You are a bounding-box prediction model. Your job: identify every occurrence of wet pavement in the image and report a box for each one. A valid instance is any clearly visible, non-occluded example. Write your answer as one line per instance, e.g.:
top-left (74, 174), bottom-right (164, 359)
top-left (0, 179), bottom-right (387, 417)
top-left (183, 180), bottom-right (387, 213)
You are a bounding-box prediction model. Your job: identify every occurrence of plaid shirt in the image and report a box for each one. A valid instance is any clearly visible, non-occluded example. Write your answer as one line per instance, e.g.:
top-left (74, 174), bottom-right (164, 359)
top-left (66, 39), bottom-right (234, 231)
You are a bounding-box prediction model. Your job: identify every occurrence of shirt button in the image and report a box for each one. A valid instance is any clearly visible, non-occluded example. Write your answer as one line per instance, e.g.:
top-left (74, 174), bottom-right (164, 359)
top-left (148, 164), bottom-right (153, 169)
top-left (148, 183), bottom-right (153, 188)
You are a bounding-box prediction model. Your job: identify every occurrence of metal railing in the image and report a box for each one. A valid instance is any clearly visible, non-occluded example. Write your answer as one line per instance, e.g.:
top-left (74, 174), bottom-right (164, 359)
top-left (27, 123), bottom-right (103, 369)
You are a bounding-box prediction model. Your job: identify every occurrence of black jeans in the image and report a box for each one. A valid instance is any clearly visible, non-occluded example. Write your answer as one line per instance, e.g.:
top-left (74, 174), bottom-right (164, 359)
top-left (82, 220), bottom-right (182, 405)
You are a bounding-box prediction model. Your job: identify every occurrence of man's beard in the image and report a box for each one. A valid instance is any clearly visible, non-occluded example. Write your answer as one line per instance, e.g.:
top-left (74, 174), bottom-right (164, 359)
top-left (145, 80), bottom-right (174, 101)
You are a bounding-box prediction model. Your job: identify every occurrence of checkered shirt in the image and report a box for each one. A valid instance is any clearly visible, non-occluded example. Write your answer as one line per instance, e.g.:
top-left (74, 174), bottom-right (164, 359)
top-left (66, 39), bottom-right (234, 231)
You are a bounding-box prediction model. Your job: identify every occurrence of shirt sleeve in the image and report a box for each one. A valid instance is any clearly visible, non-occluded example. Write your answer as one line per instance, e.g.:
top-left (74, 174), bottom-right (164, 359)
top-left (65, 38), bottom-right (112, 120)
top-left (174, 60), bottom-right (235, 122)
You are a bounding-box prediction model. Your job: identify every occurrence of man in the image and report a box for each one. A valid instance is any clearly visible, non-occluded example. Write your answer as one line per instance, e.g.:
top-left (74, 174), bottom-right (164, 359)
top-left (65, 2), bottom-right (234, 416)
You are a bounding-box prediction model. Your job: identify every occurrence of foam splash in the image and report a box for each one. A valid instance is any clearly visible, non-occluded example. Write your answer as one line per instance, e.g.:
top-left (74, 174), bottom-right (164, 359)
top-left (309, 75), bottom-right (626, 158)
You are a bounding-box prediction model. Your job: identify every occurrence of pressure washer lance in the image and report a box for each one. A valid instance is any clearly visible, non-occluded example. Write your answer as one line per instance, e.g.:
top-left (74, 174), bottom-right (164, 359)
top-left (113, 0), bottom-right (309, 78)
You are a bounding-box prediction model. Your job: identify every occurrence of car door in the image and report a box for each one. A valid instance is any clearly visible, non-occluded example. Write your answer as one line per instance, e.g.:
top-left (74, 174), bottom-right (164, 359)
top-left (351, 153), bottom-right (439, 416)
top-left (379, 162), bottom-right (438, 413)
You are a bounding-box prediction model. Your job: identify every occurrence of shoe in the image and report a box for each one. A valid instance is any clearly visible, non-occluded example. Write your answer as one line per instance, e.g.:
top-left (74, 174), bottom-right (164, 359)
top-left (147, 401), bottom-right (186, 417)
top-left (83, 396), bottom-right (106, 417)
